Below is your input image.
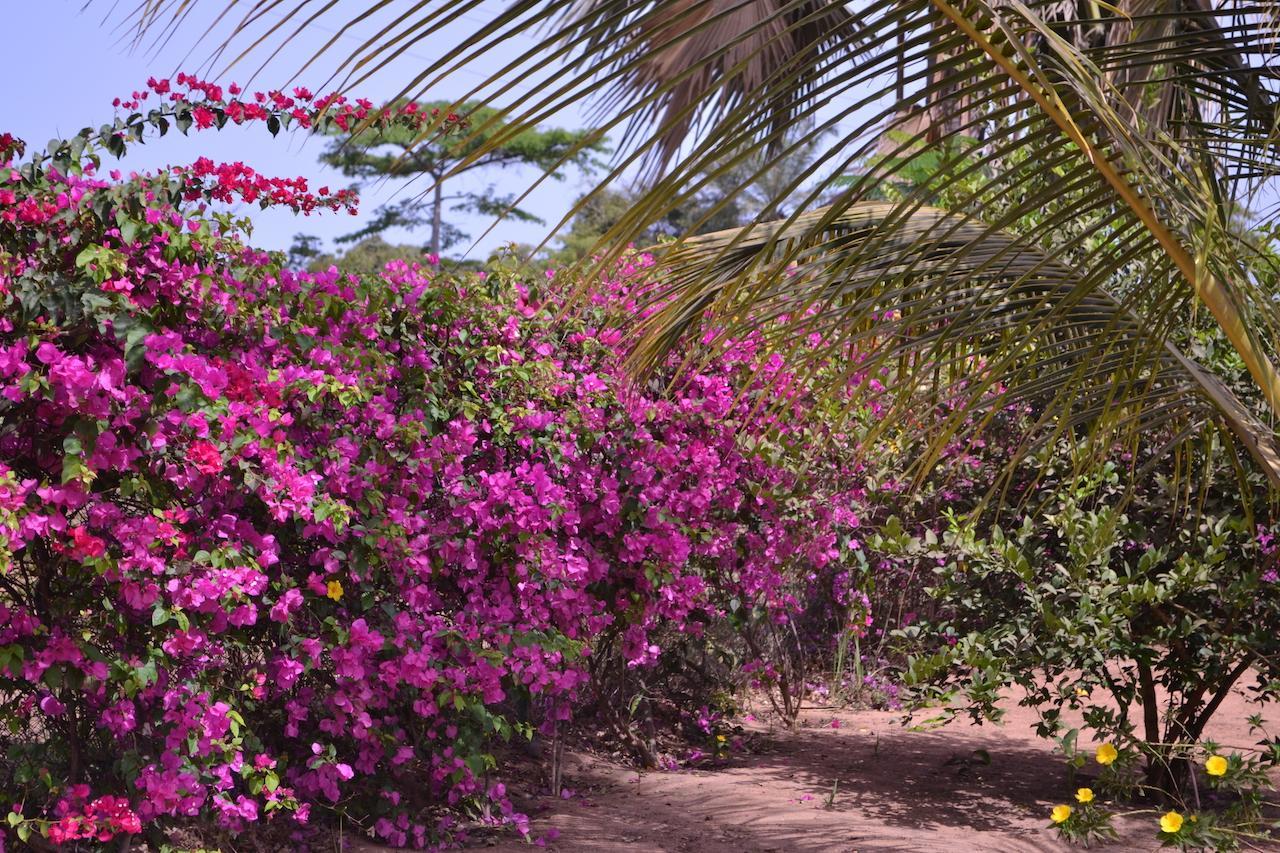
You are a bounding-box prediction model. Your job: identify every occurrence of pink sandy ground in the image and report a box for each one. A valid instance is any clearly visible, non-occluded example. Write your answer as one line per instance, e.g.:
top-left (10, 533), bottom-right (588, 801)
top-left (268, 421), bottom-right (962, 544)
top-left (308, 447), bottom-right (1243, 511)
top-left (430, 685), bottom-right (1279, 853)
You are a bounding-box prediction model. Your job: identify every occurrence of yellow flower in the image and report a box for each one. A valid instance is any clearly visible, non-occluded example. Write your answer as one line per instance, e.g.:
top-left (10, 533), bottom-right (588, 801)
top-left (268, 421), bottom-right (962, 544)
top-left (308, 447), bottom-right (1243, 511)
top-left (716, 735), bottom-right (726, 743)
top-left (326, 580), bottom-right (344, 601)
top-left (1075, 787), bottom-right (1094, 804)
top-left (1095, 743), bottom-right (1118, 766)
top-left (1205, 755), bottom-right (1228, 777)
top-left (1160, 811), bottom-right (1184, 834)
top-left (1050, 804), bottom-right (1072, 824)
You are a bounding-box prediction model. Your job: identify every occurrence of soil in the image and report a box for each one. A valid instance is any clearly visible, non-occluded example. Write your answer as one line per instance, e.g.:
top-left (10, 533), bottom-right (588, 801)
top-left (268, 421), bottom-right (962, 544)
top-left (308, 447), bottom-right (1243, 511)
top-left (446, 687), bottom-right (1280, 853)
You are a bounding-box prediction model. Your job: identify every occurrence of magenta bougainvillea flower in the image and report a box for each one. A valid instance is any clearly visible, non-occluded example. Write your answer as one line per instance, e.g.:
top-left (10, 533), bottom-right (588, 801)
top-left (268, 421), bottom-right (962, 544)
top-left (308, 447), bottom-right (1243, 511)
top-left (0, 77), bottom-right (893, 850)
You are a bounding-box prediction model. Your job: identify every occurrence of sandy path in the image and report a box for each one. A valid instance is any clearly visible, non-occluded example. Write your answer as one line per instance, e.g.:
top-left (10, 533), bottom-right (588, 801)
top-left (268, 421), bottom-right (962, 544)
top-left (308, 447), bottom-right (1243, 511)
top-left (460, 688), bottom-right (1278, 852)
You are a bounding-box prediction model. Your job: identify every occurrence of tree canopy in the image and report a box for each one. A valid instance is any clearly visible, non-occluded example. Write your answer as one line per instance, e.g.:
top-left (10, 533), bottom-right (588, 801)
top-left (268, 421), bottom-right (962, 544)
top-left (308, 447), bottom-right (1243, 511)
top-left (321, 100), bottom-right (607, 256)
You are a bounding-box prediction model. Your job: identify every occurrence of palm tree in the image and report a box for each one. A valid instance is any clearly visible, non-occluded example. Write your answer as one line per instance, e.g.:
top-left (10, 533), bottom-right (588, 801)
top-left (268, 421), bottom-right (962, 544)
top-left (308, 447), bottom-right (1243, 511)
top-left (117, 0), bottom-right (1280, 487)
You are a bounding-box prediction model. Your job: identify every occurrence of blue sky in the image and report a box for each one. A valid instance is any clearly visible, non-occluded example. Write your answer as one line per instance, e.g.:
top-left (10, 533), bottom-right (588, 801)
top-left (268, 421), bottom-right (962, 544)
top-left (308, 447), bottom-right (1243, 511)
top-left (0, 2), bottom-right (601, 259)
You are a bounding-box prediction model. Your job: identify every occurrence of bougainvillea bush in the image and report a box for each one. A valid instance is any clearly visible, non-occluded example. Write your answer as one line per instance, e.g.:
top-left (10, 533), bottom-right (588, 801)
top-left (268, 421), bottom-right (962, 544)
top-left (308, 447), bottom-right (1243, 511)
top-left (0, 79), bottom-right (874, 849)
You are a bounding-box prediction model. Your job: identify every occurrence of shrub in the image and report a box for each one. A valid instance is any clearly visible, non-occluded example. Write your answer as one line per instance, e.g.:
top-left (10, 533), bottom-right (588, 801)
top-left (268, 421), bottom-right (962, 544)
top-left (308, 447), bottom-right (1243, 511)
top-left (0, 78), bottom-right (871, 848)
top-left (898, 452), bottom-right (1280, 848)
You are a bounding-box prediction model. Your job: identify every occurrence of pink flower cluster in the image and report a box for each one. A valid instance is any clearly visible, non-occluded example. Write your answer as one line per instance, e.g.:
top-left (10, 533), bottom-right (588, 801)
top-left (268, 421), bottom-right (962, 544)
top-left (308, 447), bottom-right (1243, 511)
top-left (44, 789), bottom-right (142, 845)
top-left (177, 156), bottom-right (357, 215)
top-left (0, 87), bottom-right (878, 850)
top-left (115, 73), bottom-right (468, 135)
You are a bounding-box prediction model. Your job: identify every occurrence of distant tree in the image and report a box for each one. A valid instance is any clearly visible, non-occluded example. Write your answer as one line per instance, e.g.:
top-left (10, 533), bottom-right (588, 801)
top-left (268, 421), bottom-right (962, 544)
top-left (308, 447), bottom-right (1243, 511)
top-left (286, 232), bottom-right (325, 269)
top-left (551, 188), bottom-right (664, 264)
top-left (552, 121), bottom-right (834, 263)
top-left (322, 101), bottom-right (607, 256)
top-left (689, 119), bottom-right (838, 231)
top-left (287, 235), bottom-right (436, 275)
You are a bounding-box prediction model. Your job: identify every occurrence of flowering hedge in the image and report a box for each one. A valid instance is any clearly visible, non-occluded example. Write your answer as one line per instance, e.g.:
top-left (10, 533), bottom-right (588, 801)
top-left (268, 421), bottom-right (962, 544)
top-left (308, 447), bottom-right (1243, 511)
top-left (0, 81), bottom-right (870, 849)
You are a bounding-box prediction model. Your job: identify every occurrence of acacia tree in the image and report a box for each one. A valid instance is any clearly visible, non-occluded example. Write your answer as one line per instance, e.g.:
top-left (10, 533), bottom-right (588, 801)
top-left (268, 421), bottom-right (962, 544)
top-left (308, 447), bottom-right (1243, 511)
top-left (321, 101), bottom-right (607, 256)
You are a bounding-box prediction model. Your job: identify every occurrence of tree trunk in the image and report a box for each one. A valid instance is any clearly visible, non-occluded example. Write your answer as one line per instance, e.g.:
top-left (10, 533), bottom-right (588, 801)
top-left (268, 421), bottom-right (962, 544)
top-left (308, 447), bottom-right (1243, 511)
top-left (1136, 660), bottom-right (1160, 747)
top-left (431, 177), bottom-right (443, 257)
top-left (1135, 660), bottom-right (1182, 795)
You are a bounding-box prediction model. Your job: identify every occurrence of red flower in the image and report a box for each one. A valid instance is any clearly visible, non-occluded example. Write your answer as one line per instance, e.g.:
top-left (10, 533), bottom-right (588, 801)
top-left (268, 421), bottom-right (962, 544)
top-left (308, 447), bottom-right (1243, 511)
top-left (223, 362), bottom-right (257, 402)
top-left (48, 817), bottom-right (83, 844)
top-left (192, 107), bottom-right (216, 129)
top-left (188, 440), bottom-right (223, 475)
top-left (69, 526), bottom-right (107, 560)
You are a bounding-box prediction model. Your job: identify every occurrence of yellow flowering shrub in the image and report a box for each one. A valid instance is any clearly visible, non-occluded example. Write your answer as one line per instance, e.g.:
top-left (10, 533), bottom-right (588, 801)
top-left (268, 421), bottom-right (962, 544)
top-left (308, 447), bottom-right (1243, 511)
top-left (902, 469), bottom-right (1280, 849)
top-left (1047, 789), bottom-right (1113, 844)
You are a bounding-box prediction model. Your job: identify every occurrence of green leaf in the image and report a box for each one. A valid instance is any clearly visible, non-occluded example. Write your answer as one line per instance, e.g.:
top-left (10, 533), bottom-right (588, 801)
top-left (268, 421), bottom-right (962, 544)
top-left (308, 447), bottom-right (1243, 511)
top-left (61, 455), bottom-right (84, 486)
top-left (134, 660), bottom-right (157, 688)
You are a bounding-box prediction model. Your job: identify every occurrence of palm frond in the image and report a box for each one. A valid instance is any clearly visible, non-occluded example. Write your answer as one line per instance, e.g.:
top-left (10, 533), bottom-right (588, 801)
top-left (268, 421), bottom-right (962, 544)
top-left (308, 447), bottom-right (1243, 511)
top-left (636, 202), bottom-right (1280, 485)
top-left (109, 0), bottom-right (1280, 488)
